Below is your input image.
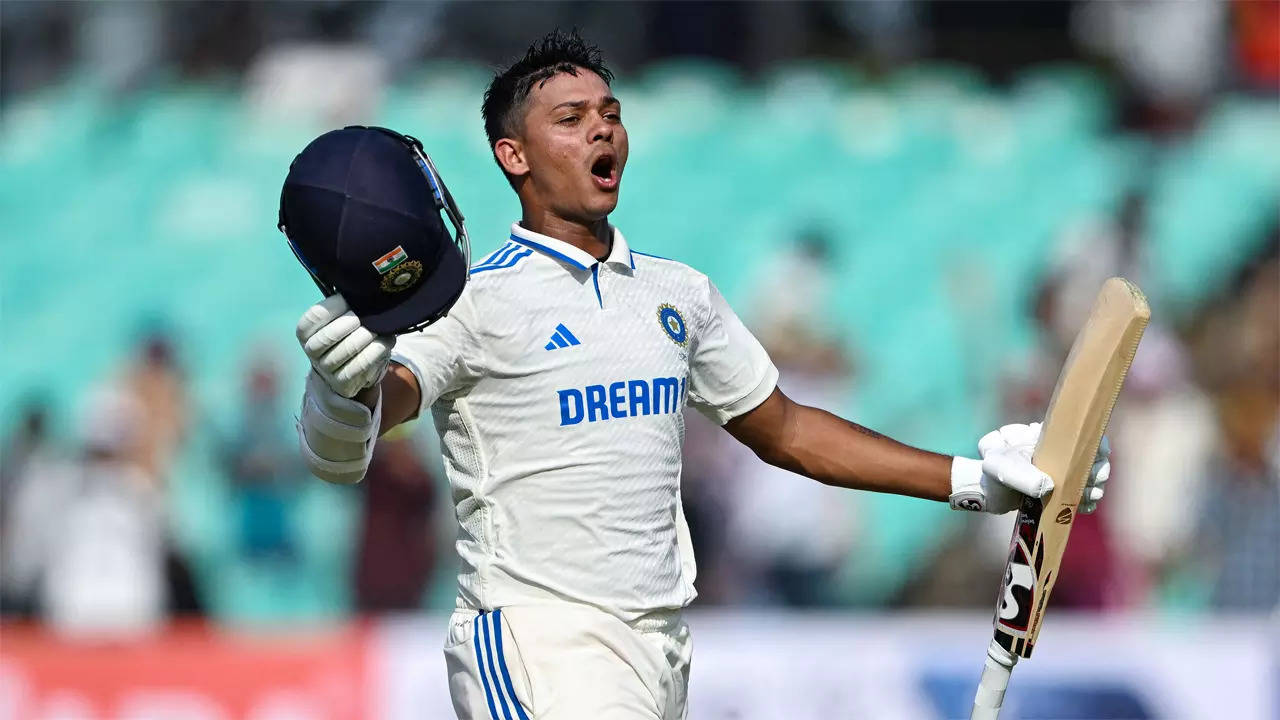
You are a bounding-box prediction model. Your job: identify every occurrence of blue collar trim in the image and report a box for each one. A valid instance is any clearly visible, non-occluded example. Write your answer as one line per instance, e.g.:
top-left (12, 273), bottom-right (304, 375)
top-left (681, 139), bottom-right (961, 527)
top-left (508, 233), bottom-right (591, 271)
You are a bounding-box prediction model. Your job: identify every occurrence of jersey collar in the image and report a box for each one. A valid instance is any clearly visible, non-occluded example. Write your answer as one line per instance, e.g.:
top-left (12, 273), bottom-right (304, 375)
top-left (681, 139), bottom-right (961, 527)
top-left (509, 223), bottom-right (635, 272)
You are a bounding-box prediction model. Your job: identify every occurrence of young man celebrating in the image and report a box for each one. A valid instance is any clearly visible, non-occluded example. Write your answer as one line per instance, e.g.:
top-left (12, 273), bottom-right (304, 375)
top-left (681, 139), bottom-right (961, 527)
top-left (292, 32), bottom-right (1109, 720)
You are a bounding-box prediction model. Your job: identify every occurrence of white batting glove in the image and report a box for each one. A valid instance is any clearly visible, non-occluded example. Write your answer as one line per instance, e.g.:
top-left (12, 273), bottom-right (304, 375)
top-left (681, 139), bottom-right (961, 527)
top-left (296, 294), bottom-right (395, 398)
top-left (1079, 435), bottom-right (1110, 514)
top-left (298, 369), bottom-right (381, 484)
top-left (950, 422), bottom-right (1111, 515)
top-left (294, 295), bottom-right (392, 484)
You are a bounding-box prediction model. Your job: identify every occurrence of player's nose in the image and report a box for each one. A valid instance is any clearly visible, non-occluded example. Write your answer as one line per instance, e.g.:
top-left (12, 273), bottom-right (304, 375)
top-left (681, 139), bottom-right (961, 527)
top-left (590, 118), bottom-right (613, 144)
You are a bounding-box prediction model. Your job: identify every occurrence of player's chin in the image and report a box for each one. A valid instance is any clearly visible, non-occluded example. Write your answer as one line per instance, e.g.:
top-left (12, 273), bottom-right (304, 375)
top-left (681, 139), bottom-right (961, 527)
top-left (583, 187), bottom-right (621, 216)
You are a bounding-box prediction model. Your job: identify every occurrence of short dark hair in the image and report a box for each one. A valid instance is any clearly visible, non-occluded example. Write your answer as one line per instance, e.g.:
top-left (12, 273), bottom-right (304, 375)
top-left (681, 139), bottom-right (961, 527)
top-left (482, 30), bottom-right (614, 181)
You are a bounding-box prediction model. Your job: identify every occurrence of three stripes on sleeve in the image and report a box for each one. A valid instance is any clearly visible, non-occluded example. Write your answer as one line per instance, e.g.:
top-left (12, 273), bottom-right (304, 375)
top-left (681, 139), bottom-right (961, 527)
top-left (471, 242), bottom-right (534, 276)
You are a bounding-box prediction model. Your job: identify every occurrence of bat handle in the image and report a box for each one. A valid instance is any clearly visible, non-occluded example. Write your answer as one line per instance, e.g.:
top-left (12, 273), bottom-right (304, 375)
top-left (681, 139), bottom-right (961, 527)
top-left (970, 639), bottom-right (1018, 720)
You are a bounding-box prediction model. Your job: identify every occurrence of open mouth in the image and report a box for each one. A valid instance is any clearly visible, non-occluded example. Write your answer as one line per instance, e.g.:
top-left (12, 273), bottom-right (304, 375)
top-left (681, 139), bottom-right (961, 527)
top-left (590, 153), bottom-right (619, 190)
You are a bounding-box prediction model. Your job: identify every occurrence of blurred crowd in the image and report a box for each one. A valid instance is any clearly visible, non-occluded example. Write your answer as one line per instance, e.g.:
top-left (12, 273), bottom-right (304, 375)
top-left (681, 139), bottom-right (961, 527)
top-left (687, 206), bottom-right (1280, 614)
top-left (0, 332), bottom-right (445, 633)
top-left (2, 0), bottom-right (1277, 636)
top-left (5, 1), bottom-right (1277, 100)
top-left (2, 206), bottom-right (1274, 635)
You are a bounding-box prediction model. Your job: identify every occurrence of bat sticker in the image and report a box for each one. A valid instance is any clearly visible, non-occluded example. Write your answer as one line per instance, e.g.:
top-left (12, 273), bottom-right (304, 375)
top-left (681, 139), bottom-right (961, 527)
top-left (994, 497), bottom-right (1042, 637)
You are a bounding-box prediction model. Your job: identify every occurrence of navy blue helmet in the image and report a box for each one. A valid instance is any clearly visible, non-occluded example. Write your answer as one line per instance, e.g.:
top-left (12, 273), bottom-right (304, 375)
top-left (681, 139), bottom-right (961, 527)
top-left (279, 126), bottom-right (470, 334)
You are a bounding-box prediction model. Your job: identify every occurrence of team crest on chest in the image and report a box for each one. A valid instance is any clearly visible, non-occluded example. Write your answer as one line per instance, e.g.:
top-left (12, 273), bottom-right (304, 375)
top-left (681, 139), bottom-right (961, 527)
top-left (656, 304), bottom-right (688, 346)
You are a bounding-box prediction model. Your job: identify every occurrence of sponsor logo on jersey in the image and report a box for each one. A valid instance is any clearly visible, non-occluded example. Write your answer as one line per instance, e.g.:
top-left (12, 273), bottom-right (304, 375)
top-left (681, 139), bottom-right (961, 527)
top-left (657, 304), bottom-right (688, 346)
top-left (558, 376), bottom-right (686, 425)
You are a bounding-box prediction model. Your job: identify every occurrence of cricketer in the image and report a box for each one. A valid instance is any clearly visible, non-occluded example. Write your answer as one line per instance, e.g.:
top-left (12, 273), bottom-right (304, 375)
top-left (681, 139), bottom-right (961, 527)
top-left (286, 30), bottom-right (1111, 720)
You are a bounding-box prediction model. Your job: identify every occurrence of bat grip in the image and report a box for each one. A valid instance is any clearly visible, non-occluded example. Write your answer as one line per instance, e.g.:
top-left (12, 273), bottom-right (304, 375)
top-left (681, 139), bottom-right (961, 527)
top-left (970, 639), bottom-right (1018, 720)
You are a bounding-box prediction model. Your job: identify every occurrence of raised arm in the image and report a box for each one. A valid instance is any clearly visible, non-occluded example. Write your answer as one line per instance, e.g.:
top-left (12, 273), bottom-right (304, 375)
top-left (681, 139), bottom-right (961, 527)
top-left (294, 292), bottom-right (478, 484)
top-left (367, 362), bottom-right (424, 432)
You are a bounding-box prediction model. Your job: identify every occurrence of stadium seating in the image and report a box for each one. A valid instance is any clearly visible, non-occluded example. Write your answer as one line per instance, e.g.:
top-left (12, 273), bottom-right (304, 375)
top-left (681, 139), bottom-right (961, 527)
top-left (3, 60), bottom-right (1275, 620)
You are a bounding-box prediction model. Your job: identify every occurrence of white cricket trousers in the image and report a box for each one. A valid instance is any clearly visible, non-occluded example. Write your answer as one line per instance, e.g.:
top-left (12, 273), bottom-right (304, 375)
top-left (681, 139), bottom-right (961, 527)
top-left (444, 602), bottom-right (692, 720)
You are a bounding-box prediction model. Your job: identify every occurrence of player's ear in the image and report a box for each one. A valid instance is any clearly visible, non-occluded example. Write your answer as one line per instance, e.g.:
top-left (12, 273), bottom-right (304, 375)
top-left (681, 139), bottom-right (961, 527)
top-left (493, 138), bottom-right (529, 179)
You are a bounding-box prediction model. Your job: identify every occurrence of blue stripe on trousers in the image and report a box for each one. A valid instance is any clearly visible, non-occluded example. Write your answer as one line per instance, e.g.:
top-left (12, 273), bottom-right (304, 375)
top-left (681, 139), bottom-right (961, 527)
top-left (482, 612), bottom-right (514, 720)
top-left (473, 612), bottom-right (501, 720)
top-left (493, 609), bottom-right (532, 720)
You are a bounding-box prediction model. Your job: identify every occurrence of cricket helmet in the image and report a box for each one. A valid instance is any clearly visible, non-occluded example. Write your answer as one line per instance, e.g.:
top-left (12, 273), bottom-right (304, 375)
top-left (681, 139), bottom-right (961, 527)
top-left (278, 126), bottom-right (470, 334)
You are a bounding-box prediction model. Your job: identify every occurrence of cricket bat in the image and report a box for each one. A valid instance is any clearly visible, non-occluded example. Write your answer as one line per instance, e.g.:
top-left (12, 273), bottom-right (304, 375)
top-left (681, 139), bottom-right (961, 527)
top-left (970, 277), bottom-right (1150, 720)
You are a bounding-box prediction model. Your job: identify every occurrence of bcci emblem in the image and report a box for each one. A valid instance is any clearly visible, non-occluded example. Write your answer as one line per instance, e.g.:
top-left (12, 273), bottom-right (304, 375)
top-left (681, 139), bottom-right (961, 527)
top-left (372, 245), bottom-right (422, 294)
top-left (657, 304), bottom-right (688, 346)
top-left (380, 260), bottom-right (423, 293)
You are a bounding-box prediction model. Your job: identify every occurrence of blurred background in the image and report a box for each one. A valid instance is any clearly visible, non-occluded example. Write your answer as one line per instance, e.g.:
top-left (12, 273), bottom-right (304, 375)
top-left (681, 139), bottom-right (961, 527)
top-left (1, 1), bottom-right (1277, 718)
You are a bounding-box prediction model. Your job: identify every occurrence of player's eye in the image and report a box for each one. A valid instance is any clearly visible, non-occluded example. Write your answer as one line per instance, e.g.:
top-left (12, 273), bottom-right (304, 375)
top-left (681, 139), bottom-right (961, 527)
top-left (604, 111), bottom-right (621, 121)
top-left (558, 115), bottom-right (580, 125)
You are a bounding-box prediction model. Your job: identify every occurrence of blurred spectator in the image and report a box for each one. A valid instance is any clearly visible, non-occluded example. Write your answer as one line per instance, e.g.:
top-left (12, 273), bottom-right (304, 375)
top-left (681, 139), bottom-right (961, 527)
top-left (747, 229), bottom-right (837, 341)
top-left (0, 400), bottom-right (56, 612)
top-left (714, 232), bottom-right (858, 607)
top-left (1073, 0), bottom-right (1227, 133)
top-left (220, 350), bottom-right (305, 562)
top-left (0, 398), bottom-right (52, 497)
top-left (244, 42), bottom-right (386, 127)
top-left (121, 331), bottom-right (189, 487)
top-left (1193, 386), bottom-right (1280, 612)
top-left (1107, 324), bottom-right (1217, 604)
top-left (41, 388), bottom-right (167, 639)
top-left (724, 345), bottom-right (857, 607)
top-left (1187, 250), bottom-right (1280, 612)
top-left (118, 331), bottom-right (203, 616)
top-left (354, 428), bottom-right (439, 612)
top-left (1, 400), bottom-right (72, 618)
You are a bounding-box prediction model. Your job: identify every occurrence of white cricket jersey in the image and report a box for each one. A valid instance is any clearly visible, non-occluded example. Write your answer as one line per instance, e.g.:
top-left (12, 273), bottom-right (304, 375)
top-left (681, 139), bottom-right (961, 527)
top-left (391, 222), bottom-right (778, 622)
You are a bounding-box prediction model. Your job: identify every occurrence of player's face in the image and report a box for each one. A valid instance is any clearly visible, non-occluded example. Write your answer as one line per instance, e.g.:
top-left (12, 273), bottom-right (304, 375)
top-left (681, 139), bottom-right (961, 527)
top-left (519, 69), bottom-right (627, 222)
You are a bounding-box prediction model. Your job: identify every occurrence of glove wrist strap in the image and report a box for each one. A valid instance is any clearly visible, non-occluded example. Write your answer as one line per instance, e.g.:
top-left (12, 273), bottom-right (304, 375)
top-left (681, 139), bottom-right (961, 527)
top-left (949, 456), bottom-right (987, 512)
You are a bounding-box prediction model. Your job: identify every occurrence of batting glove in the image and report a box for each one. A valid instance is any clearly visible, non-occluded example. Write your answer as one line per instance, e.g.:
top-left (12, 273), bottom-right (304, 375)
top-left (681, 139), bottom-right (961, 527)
top-left (294, 295), bottom-right (392, 484)
top-left (298, 369), bottom-right (381, 484)
top-left (950, 422), bottom-right (1111, 515)
top-left (296, 294), bottom-right (395, 398)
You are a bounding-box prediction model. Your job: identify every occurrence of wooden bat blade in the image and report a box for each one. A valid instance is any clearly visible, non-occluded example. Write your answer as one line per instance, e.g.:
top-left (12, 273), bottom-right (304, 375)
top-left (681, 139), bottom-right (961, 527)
top-left (992, 277), bottom-right (1150, 659)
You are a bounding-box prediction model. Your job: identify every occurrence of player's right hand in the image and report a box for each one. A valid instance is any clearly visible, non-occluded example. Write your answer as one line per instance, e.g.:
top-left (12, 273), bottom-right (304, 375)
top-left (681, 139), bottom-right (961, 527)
top-left (296, 294), bottom-right (395, 398)
top-left (950, 423), bottom-right (1054, 514)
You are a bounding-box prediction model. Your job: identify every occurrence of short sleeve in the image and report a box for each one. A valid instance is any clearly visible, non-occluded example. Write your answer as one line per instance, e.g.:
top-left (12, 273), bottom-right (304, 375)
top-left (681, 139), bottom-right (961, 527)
top-left (390, 288), bottom-right (484, 416)
top-left (687, 280), bottom-right (779, 425)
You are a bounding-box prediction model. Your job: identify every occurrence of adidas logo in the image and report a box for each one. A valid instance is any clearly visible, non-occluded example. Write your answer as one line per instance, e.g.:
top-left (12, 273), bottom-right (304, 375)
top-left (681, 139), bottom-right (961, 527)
top-left (544, 323), bottom-right (582, 351)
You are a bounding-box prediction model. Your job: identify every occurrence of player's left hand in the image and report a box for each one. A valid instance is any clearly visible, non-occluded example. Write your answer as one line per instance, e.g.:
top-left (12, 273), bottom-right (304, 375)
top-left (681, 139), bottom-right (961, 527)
top-left (950, 422), bottom-right (1111, 515)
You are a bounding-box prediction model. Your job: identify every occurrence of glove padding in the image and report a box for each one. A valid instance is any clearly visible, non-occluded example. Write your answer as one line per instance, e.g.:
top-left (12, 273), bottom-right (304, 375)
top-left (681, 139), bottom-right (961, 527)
top-left (950, 422), bottom-right (1111, 515)
top-left (296, 294), bottom-right (395, 398)
top-left (298, 369), bottom-right (381, 484)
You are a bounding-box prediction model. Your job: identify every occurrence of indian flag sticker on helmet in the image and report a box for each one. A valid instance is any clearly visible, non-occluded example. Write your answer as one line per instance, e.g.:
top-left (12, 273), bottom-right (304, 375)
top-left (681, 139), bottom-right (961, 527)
top-left (372, 246), bottom-right (409, 274)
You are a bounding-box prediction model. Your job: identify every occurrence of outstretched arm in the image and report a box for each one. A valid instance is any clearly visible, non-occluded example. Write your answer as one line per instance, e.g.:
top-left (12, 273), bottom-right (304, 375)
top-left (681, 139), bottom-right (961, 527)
top-left (722, 387), bottom-right (1104, 515)
top-left (724, 387), bottom-right (954, 501)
